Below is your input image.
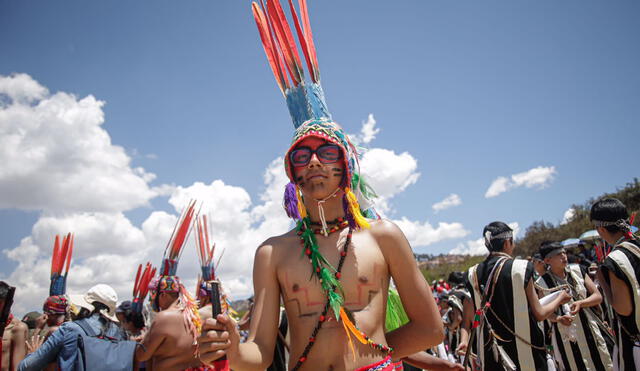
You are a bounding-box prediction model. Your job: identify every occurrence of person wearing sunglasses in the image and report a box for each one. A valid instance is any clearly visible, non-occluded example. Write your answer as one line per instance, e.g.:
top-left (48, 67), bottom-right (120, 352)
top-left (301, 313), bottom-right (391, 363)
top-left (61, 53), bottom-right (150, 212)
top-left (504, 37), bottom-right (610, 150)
top-left (196, 2), bottom-right (444, 370)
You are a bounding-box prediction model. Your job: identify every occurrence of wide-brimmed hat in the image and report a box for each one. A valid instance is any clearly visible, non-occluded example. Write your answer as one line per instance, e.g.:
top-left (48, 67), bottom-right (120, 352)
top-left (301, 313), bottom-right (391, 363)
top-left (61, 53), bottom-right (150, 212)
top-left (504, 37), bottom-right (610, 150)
top-left (70, 284), bottom-right (119, 322)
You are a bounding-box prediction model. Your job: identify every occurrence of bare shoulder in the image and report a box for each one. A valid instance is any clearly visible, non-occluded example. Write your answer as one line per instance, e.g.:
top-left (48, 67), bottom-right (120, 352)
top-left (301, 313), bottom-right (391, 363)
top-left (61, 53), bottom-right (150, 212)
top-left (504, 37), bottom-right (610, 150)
top-left (368, 218), bottom-right (403, 237)
top-left (152, 310), bottom-right (183, 328)
top-left (255, 228), bottom-right (298, 260)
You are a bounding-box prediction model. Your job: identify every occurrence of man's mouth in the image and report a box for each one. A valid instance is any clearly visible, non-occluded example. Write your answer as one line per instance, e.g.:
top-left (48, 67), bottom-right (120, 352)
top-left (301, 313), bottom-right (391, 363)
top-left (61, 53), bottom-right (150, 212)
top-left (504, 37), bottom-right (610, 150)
top-left (306, 173), bottom-right (326, 182)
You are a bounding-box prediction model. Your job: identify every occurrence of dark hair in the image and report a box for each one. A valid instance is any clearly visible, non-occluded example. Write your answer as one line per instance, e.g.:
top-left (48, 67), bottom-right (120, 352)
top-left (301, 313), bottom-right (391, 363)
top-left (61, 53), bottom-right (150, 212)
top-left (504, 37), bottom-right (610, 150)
top-left (0, 281), bottom-right (9, 300)
top-left (91, 301), bottom-right (110, 316)
top-left (539, 241), bottom-right (563, 259)
top-left (447, 271), bottom-right (465, 286)
top-left (482, 221), bottom-right (513, 252)
top-left (125, 310), bottom-right (145, 330)
top-left (590, 198), bottom-right (629, 233)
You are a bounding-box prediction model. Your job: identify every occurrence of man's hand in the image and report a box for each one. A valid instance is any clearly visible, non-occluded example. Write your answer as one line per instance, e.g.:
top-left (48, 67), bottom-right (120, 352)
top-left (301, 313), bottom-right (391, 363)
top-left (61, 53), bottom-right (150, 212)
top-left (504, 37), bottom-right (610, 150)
top-left (569, 300), bottom-right (582, 315)
top-left (197, 314), bottom-right (240, 365)
top-left (556, 314), bottom-right (573, 327)
top-left (455, 341), bottom-right (468, 356)
top-left (558, 290), bottom-right (572, 305)
top-left (25, 334), bottom-right (44, 354)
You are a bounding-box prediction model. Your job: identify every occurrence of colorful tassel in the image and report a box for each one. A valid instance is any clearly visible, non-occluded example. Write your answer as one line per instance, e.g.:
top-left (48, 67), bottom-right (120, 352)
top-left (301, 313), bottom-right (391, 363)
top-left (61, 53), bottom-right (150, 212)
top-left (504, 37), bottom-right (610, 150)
top-left (284, 182), bottom-right (301, 219)
top-left (345, 187), bottom-right (370, 229)
top-left (385, 289), bottom-right (409, 332)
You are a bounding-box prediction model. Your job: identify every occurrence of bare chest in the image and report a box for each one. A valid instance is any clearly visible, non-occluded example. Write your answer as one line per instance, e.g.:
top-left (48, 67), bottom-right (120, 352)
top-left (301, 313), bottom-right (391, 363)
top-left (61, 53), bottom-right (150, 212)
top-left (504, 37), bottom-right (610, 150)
top-left (277, 232), bottom-right (389, 318)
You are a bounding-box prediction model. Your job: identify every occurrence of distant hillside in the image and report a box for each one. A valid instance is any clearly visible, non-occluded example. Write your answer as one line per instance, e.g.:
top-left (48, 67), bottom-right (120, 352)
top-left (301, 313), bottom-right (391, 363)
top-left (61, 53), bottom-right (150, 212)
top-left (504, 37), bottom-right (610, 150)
top-left (514, 178), bottom-right (640, 257)
top-left (420, 254), bottom-right (485, 283)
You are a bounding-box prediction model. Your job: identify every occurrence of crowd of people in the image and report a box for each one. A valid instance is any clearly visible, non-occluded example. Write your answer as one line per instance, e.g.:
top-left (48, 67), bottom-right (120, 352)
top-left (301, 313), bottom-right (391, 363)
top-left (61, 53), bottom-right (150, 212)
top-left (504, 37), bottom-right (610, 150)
top-left (1, 1), bottom-right (638, 370)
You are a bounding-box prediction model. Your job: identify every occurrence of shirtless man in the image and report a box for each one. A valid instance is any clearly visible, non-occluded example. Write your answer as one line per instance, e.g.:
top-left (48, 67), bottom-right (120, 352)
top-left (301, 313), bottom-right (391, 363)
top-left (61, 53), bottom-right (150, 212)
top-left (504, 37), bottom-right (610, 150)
top-left (136, 276), bottom-right (202, 371)
top-left (1, 282), bottom-right (27, 371)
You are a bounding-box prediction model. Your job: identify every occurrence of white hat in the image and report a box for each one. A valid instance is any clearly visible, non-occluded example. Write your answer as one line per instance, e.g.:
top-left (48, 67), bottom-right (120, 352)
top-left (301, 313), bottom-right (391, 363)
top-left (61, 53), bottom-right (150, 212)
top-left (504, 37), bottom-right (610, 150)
top-left (71, 284), bottom-right (119, 322)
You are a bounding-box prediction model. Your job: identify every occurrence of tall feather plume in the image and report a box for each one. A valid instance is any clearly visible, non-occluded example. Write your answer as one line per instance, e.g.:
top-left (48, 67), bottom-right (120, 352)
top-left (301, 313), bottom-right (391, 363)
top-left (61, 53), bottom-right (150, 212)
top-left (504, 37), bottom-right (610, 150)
top-left (50, 235), bottom-right (60, 277)
top-left (252, 2), bottom-right (289, 93)
top-left (64, 234), bottom-right (74, 275)
top-left (50, 233), bottom-right (74, 296)
top-left (132, 262), bottom-right (156, 312)
top-left (296, 0), bottom-right (319, 82)
top-left (195, 214), bottom-right (217, 280)
top-left (164, 200), bottom-right (198, 262)
top-left (252, 0), bottom-right (321, 89)
top-left (265, 0), bottom-right (304, 85)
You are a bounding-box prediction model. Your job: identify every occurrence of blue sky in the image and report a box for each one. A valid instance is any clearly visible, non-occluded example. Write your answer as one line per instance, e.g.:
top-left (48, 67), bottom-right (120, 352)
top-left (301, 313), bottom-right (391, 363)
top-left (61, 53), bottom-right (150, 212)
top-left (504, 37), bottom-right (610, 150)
top-left (1, 0), bottom-right (638, 312)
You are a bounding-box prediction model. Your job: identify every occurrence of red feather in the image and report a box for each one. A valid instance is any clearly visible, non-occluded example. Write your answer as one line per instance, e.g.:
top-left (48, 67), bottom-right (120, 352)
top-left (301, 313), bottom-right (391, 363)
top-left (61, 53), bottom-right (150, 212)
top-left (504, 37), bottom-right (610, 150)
top-left (253, 2), bottom-right (289, 93)
top-left (299, 0), bottom-right (319, 75)
top-left (168, 200), bottom-right (197, 260)
top-left (630, 211), bottom-right (636, 226)
top-left (287, 0), bottom-right (317, 83)
top-left (51, 235), bottom-right (60, 276)
top-left (266, 0), bottom-right (303, 85)
top-left (64, 234), bottom-right (74, 275)
top-left (133, 264), bottom-right (142, 296)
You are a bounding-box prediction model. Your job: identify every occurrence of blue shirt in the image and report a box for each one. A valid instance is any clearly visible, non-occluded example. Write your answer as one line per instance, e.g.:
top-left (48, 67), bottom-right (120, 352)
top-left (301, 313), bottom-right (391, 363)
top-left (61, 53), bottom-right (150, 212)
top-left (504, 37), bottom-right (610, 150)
top-left (19, 314), bottom-right (126, 371)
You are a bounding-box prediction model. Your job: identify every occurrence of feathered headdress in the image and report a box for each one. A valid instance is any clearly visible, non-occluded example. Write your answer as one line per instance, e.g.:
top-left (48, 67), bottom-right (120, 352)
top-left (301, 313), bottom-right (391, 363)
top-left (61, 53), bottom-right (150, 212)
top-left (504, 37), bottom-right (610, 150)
top-left (194, 215), bottom-right (235, 315)
top-left (49, 233), bottom-right (74, 296)
top-left (132, 262), bottom-right (156, 314)
top-left (150, 200), bottom-right (201, 344)
top-left (252, 0), bottom-right (378, 231)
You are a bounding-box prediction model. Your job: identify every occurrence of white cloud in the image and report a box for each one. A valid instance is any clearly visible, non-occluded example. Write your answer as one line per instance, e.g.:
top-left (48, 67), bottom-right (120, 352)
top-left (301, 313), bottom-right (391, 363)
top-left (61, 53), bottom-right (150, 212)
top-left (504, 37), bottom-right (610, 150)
top-left (393, 218), bottom-right (469, 247)
top-left (449, 221), bottom-right (520, 255)
top-left (350, 114), bottom-right (380, 145)
top-left (359, 148), bottom-right (420, 214)
top-left (432, 194), bottom-right (462, 213)
top-left (485, 166), bottom-right (557, 198)
top-left (0, 79), bottom-right (467, 316)
top-left (561, 208), bottom-right (575, 224)
top-left (0, 73), bottom-right (159, 213)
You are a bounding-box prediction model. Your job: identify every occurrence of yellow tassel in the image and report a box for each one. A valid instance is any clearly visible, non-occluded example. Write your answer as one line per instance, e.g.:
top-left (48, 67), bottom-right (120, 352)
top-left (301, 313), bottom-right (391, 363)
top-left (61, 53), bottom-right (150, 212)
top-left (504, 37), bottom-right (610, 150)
top-left (296, 186), bottom-right (307, 219)
top-left (345, 187), bottom-right (370, 229)
top-left (339, 307), bottom-right (368, 345)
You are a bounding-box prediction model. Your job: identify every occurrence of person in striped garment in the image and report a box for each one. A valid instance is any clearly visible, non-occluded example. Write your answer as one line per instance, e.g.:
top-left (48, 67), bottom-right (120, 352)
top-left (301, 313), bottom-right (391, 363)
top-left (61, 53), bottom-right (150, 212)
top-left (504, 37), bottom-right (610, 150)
top-left (536, 242), bottom-right (613, 370)
top-left (457, 221), bottom-right (570, 371)
top-left (592, 198), bottom-right (640, 371)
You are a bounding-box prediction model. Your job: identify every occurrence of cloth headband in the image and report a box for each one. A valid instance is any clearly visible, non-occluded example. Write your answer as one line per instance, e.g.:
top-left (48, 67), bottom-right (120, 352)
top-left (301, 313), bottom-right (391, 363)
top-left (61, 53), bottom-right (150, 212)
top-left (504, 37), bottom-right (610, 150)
top-left (542, 247), bottom-right (565, 260)
top-left (484, 230), bottom-right (513, 248)
top-left (593, 218), bottom-right (632, 232)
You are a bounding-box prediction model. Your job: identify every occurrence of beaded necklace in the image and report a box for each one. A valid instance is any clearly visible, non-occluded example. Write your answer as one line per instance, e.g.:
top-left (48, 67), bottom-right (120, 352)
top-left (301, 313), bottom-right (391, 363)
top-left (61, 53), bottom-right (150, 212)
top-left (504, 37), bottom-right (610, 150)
top-left (293, 217), bottom-right (392, 370)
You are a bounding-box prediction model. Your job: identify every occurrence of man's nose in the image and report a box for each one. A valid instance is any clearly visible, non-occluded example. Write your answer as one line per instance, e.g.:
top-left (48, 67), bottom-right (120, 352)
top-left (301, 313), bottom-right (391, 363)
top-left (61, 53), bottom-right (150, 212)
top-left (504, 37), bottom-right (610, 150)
top-left (307, 152), bottom-right (321, 166)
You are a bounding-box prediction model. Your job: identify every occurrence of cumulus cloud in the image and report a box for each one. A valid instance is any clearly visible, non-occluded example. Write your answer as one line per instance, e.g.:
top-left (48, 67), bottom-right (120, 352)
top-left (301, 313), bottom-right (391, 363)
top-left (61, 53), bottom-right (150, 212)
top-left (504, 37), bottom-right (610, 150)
top-left (485, 166), bottom-right (557, 198)
top-left (1, 77), bottom-right (467, 315)
top-left (449, 221), bottom-right (520, 255)
top-left (394, 218), bottom-right (469, 247)
top-left (0, 73), bottom-right (159, 213)
top-left (359, 148), bottom-right (420, 214)
top-left (432, 194), bottom-right (462, 213)
top-left (350, 114), bottom-right (380, 145)
top-left (561, 208), bottom-right (575, 224)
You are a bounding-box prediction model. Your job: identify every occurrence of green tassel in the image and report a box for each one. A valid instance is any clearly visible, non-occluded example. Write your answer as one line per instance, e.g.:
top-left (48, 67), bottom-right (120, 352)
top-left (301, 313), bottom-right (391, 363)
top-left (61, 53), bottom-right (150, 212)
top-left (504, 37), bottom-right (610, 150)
top-left (385, 289), bottom-right (409, 332)
top-left (320, 267), bottom-right (339, 291)
top-left (328, 290), bottom-right (344, 320)
top-left (352, 173), bottom-right (378, 200)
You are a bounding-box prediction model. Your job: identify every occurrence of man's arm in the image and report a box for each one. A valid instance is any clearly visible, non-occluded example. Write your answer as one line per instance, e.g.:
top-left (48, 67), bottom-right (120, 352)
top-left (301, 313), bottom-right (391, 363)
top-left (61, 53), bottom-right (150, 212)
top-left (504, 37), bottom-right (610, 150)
top-left (376, 220), bottom-right (444, 359)
top-left (197, 240), bottom-right (281, 371)
top-left (11, 321), bottom-right (28, 367)
top-left (570, 274), bottom-right (602, 314)
top-left (455, 296), bottom-right (474, 355)
top-left (609, 270), bottom-right (632, 316)
top-left (135, 312), bottom-right (170, 362)
top-left (525, 280), bottom-right (570, 321)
